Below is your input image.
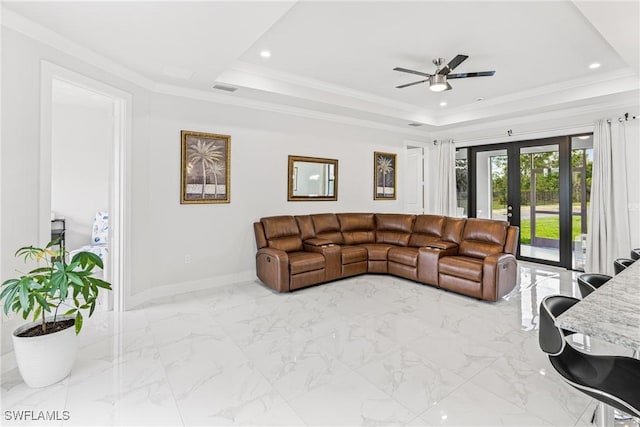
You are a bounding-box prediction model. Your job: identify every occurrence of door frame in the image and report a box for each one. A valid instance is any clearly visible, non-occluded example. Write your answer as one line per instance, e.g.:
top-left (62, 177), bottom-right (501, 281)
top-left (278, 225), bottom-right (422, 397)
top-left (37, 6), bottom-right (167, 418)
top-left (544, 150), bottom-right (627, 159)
top-left (39, 61), bottom-right (132, 312)
top-left (468, 136), bottom-right (574, 269)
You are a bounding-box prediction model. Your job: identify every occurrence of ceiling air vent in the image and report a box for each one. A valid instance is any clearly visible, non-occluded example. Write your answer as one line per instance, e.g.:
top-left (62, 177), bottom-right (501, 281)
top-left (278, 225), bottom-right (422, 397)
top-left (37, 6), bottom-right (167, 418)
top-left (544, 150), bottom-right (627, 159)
top-left (408, 122), bottom-right (423, 127)
top-left (212, 84), bottom-right (238, 93)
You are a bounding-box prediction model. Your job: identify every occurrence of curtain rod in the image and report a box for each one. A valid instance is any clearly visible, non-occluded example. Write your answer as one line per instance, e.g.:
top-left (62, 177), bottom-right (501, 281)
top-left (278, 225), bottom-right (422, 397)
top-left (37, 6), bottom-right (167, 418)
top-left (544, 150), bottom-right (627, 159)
top-left (436, 113), bottom-right (636, 145)
top-left (607, 112), bottom-right (638, 123)
top-left (447, 122), bottom-right (593, 145)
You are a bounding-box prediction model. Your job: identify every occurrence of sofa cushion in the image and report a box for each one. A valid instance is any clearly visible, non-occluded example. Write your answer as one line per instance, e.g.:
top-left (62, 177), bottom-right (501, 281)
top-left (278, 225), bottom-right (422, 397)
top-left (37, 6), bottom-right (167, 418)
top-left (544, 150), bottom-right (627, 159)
top-left (269, 236), bottom-right (303, 252)
top-left (261, 216), bottom-right (303, 252)
top-left (463, 218), bottom-right (508, 245)
top-left (409, 215), bottom-right (446, 247)
top-left (388, 247), bottom-right (418, 267)
top-left (341, 245), bottom-right (368, 264)
top-left (311, 213), bottom-right (344, 244)
top-left (359, 243), bottom-right (395, 261)
top-left (295, 215), bottom-right (315, 240)
top-left (288, 251), bottom-right (325, 275)
top-left (375, 214), bottom-right (415, 246)
top-left (442, 217), bottom-right (466, 244)
top-left (261, 216), bottom-right (300, 239)
top-left (458, 218), bottom-right (508, 258)
top-left (439, 256), bottom-right (484, 282)
top-left (338, 213), bottom-right (376, 244)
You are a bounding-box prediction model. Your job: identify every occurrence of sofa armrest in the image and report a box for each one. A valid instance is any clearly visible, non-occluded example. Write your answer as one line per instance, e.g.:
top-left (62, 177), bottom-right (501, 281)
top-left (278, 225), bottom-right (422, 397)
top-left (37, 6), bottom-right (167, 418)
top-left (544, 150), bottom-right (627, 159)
top-left (304, 238), bottom-right (335, 247)
top-left (482, 253), bottom-right (518, 301)
top-left (424, 241), bottom-right (459, 251)
top-left (256, 247), bottom-right (289, 292)
top-left (303, 243), bottom-right (341, 281)
top-left (418, 246), bottom-right (458, 285)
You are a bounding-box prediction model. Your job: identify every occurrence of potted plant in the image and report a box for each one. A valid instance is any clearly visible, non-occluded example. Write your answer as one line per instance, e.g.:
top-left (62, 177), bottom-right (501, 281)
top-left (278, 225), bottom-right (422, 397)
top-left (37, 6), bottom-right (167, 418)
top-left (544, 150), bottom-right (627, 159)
top-left (0, 239), bottom-right (111, 387)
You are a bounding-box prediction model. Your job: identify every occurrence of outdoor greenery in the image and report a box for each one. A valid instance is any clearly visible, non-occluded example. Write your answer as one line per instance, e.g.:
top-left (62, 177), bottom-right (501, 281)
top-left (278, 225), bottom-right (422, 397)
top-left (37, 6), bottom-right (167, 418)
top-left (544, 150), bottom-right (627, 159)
top-left (520, 215), bottom-right (583, 244)
top-left (0, 240), bottom-right (111, 335)
top-left (490, 149), bottom-right (592, 208)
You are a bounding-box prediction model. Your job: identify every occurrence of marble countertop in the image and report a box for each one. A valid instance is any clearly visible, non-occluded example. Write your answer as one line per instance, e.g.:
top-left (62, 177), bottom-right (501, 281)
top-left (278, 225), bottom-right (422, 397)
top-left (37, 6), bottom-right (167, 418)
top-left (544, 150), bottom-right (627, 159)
top-left (556, 261), bottom-right (640, 350)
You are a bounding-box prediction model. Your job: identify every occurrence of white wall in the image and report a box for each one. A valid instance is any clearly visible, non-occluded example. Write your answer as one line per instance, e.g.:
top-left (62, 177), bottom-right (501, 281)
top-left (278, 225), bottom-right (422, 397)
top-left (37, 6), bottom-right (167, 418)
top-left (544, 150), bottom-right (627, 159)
top-left (51, 101), bottom-right (111, 250)
top-left (129, 92), bottom-right (410, 297)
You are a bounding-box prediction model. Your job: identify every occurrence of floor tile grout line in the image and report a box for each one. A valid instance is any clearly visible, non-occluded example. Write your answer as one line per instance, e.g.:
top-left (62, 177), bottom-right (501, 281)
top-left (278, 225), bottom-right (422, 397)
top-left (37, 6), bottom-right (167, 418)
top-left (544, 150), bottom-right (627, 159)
top-left (140, 305), bottom-right (188, 427)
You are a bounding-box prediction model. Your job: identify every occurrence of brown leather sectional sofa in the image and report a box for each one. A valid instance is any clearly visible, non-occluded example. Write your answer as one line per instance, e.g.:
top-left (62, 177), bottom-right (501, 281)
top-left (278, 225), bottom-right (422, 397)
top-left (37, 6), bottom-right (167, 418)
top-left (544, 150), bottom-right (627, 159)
top-left (253, 213), bottom-right (519, 302)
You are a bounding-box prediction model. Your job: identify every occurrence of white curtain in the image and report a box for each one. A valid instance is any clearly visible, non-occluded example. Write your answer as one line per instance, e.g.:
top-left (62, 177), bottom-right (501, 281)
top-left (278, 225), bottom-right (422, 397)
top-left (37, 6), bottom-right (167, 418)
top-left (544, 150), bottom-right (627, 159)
top-left (433, 138), bottom-right (458, 216)
top-left (586, 119), bottom-right (630, 275)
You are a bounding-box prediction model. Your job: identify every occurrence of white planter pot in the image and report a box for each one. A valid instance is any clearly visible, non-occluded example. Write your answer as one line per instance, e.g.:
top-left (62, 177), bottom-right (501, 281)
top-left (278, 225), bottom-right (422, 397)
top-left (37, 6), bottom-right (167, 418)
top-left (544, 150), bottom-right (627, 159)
top-left (12, 316), bottom-right (78, 388)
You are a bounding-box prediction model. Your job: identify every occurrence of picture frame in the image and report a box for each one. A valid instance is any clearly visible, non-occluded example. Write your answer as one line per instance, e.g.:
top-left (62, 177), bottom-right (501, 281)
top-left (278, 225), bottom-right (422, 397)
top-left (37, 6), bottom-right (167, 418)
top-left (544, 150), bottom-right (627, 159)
top-left (374, 151), bottom-right (397, 200)
top-left (181, 130), bottom-right (231, 204)
top-left (288, 155), bottom-right (338, 201)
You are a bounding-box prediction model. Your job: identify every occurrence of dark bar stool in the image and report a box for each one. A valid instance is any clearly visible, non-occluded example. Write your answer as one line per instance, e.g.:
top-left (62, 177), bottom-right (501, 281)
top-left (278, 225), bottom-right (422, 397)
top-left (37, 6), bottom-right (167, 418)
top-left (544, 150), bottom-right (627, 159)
top-left (614, 258), bottom-right (635, 275)
top-left (631, 248), bottom-right (640, 261)
top-left (577, 273), bottom-right (611, 298)
top-left (539, 295), bottom-right (640, 422)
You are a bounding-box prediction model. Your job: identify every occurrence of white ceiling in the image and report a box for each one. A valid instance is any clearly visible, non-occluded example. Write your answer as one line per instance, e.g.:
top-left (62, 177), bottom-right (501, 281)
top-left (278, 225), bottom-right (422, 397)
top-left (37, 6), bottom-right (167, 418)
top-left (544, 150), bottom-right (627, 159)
top-left (3, 1), bottom-right (639, 133)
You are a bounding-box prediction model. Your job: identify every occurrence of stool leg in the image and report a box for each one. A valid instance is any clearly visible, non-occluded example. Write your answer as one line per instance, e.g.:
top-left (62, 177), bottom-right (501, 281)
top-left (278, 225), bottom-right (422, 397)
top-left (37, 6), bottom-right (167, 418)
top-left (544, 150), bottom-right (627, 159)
top-left (593, 402), bottom-right (615, 427)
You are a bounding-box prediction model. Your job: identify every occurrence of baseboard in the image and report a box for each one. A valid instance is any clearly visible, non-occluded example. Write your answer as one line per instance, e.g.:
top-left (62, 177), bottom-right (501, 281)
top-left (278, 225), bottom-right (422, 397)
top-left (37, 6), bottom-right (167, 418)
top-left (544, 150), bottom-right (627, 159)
top-left (125, 270), bottom-right (256, 309)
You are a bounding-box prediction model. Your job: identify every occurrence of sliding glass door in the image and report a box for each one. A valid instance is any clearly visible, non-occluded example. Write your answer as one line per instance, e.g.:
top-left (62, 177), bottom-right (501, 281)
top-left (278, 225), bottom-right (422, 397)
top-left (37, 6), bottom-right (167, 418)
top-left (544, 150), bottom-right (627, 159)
top-left (467, 135), bottom-right (592, 270)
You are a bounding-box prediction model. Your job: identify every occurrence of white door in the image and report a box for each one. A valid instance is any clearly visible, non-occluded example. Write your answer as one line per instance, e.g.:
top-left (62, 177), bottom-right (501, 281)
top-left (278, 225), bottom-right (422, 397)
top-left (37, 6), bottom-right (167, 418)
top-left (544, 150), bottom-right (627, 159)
top-left (405, 146), bottom-right (424, 213)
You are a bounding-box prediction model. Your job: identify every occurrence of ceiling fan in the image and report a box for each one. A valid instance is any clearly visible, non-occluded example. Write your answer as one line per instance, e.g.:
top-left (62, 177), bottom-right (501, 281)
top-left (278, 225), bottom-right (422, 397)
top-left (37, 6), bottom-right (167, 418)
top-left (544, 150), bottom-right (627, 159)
top-left (394, 54), bottom-right (495, 92)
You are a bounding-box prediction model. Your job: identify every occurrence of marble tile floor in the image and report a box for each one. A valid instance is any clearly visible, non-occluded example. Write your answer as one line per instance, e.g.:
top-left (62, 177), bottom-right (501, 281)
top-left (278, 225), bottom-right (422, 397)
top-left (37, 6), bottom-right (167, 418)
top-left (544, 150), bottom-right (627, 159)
top-left (2, 261), bottom-right (639, 427)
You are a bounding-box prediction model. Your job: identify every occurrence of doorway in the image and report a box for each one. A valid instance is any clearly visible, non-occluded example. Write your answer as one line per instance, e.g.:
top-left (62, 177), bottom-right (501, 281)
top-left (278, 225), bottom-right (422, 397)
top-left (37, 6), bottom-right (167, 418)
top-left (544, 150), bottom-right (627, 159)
top-left (40, 62), bottom-right (131, 311)
top-left (467, 135), bottom-right (593, 270)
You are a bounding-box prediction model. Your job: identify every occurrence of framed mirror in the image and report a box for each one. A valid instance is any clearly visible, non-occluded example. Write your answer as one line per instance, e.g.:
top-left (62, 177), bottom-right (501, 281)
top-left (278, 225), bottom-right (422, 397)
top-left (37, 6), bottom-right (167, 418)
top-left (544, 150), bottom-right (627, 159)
top-left (288, 155), bottom-right (338, 201)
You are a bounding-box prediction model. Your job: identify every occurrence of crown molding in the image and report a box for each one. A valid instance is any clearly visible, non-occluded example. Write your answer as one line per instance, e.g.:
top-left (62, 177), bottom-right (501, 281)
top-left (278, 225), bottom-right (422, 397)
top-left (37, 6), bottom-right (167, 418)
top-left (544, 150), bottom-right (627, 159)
top-left (3, 5), bottom-right (638, 134)
top-left (430, 91), bottom-right (640, 141)
top-left (2, 6), bottom-right (432, 136)
top-left (228, 60), bottom-right (428, 115)
top-left (154, 83), bottom-right (431, 137)
top-left (1, 7), bottom-right (156, 91)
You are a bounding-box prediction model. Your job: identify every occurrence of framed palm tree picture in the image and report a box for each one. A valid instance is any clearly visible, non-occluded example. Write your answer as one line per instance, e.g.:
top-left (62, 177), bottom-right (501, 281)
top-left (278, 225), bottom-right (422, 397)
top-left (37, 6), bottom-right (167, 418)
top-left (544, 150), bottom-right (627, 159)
top-left (374, 152), bottom-right (396, 200)
top-left (181, 130), bottom-right (231, 204)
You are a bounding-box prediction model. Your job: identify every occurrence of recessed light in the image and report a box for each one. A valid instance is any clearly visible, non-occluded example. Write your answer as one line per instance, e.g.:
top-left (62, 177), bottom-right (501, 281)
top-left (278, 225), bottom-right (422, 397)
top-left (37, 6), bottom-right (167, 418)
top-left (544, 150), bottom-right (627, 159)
top-left (440, 101), bottom-right (447, 107)
top-left (260, 50), bottom-right (271, 58)
top-left (589, 62), bottom-right (601, 69)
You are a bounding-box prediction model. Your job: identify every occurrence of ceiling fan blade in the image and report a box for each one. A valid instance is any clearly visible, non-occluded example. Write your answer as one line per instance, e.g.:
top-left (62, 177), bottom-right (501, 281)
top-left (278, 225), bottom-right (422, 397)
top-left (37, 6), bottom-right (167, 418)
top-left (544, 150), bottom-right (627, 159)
top-left (445, 82), bottom-right (453, 91)
top-left (396, 79), bottom-right (429, 89)
top-left (447, 71), bottom-right (496, 79)
top-left (438, 54), bottom-right (468, 75)
top-left (393, 67), bottom-right (432, 78)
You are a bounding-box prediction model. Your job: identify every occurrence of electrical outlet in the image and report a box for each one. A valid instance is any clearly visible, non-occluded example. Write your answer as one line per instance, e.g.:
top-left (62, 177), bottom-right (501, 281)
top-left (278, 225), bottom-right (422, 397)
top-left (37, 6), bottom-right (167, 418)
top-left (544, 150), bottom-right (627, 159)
top-left (184, 254), bottom-right (191, 264)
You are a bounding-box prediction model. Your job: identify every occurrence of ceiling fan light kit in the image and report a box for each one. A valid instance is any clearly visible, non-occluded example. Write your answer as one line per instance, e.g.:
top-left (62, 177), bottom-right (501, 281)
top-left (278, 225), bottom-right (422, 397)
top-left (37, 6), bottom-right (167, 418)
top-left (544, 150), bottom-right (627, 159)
top-left (429, 74), bottom-right (448, 92)
top-left (394, 54), bottom-right (495, 93)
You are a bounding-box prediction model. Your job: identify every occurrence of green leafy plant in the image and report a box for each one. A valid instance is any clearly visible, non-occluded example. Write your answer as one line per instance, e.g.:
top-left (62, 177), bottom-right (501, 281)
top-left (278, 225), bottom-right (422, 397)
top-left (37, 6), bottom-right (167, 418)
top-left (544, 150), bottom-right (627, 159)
top-left (0, 240), bottom-right (111, 335)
